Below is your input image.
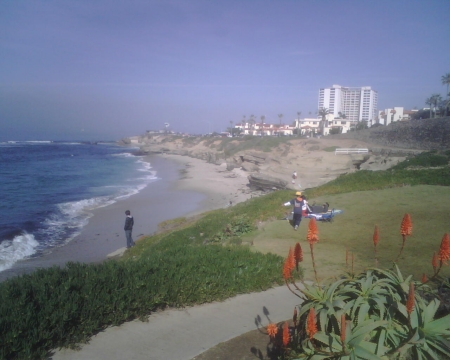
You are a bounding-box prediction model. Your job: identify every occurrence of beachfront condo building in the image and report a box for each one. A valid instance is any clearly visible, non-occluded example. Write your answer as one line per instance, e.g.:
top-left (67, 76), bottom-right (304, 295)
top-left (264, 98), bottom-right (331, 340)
top-left (318, 85), bottom-right (378, 124)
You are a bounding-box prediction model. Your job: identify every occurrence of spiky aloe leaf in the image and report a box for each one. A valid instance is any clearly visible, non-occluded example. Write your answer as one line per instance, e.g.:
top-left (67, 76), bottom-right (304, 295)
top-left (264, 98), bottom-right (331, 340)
top-left (347, 320), bottom-right (388, 347)
top-left (425, 335), bottom-right (450, 358)
top-left (422, 299), bottom-right (440, 326)
top-left (313, 331), bottom-right (343, 352)
top-left (423, 312), bottom-right (450, 335)
top-left (357, 302), bottom-right (371, 325)
top-left (353, 342), bottom-right (384, 360)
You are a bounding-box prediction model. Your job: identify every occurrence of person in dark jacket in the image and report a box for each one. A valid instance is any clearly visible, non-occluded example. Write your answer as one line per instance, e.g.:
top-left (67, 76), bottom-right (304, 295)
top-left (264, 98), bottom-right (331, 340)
top-left (124, 210), bottom-right (135, 248)
top-left (283, 191), bottom-right (305, 230)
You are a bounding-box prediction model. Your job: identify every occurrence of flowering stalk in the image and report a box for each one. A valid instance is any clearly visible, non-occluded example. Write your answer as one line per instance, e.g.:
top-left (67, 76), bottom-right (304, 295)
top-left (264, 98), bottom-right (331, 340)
top-left (396, 214), bottom-right (412, 262)
top-left (406, 282), bottom-right (415, 322)
top-left (307, 218), bottom-right (320, 284)
top-left (431, 234), bottom-right (450, 279)
top-left (373, 225), bottom-right (379, 267)
top-left (294, 242), bottom-right (303, 272)
top-left (307, 308), bottom-right (318, 340)
top-left (283, 248), bottom-right (304, 299)
top-left (283, 321), bottom-right (290, 346)
top-left (340, 313), bottom-right (347, 349)
top-left (422, 273), bottom-right (428, 284)
top-left (432, 252), bottom-right (439, 275)
top-left (267, 323), bottom-right (278, 339)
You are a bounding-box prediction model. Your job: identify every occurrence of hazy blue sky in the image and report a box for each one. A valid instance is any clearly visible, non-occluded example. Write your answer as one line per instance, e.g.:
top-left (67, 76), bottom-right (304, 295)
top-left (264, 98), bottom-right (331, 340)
top-left (1, 0), bottom-right (449, 140)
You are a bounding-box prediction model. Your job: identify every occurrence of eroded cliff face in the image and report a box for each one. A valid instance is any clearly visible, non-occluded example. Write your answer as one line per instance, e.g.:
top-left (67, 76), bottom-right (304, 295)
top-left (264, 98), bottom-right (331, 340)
top-left (132, 118), bottom-right (449, 190)
top-left (134, 133), bottom-right (419, 191)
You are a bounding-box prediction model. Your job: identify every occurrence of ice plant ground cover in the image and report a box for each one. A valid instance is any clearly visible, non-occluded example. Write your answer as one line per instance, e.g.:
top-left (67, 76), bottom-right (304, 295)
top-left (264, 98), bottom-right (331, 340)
top-left (270, 214), bottom-right (450, 359)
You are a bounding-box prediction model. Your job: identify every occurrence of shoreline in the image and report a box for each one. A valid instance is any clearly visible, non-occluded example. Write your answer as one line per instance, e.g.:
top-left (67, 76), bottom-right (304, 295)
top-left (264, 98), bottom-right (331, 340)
top-left (0, 154), bottom-right (255, 281)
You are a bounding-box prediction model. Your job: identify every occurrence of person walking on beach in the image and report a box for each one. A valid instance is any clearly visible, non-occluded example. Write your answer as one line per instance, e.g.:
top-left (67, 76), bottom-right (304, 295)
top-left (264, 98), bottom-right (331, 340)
top-left (124, 210), bottom-right (135, 248)
top-left (282, 191), bottom-right (305, 230)
top-left (292, 170), bottom-right (297, 184)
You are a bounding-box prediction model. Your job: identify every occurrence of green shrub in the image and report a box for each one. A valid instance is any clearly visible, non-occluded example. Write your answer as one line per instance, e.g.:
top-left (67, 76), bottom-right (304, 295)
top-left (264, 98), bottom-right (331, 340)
top-left (391, 151), bottom-right (449, 170)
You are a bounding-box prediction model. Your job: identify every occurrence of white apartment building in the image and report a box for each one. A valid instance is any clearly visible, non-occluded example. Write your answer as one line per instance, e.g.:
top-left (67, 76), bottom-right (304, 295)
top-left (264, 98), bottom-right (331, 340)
top-left (318, 85), bottom-right (378, 123)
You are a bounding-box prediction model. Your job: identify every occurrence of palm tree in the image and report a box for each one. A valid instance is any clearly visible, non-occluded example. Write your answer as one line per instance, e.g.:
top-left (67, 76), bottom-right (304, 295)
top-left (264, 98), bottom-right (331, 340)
top-left (296, 112), bottom-right (302, 136)
top-left (277, 114), bottom-right (283, 136)
top-left (425, 97), bottom-right (433, 118)
top-left (431, 94), bottom-right (443, 118)
top-left (260, 115), bottom-right (265, 136)
top-left (249, 115), bottom-right (255, 135)
top-left (442, 73), bottom-right (450, 116)
top-left (318, 108), bottom-right (330, 135)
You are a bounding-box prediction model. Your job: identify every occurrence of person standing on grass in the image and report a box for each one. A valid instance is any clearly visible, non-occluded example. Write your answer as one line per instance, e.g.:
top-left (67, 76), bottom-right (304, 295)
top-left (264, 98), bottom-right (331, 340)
top-left (124, 210), bottom-right (135, 248)
top-left (282, 191), bottom-right (305, 230)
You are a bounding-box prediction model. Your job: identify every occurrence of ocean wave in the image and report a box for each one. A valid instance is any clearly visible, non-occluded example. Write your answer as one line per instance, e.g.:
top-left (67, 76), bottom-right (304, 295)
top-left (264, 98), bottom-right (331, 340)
top-left (0, 233), bottom-right (39, 272)
top-left (0, 147), bottom-right (160, 272)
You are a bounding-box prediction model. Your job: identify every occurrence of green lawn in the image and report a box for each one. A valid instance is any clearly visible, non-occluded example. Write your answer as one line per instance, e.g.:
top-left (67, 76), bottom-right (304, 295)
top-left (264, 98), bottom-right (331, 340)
top-left (249, 185), bottom-right (450, 282)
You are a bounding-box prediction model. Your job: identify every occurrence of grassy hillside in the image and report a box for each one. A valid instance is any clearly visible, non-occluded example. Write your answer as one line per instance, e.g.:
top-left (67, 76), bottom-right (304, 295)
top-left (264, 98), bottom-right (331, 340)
top-left (1, 151), bottom-right (450, 359)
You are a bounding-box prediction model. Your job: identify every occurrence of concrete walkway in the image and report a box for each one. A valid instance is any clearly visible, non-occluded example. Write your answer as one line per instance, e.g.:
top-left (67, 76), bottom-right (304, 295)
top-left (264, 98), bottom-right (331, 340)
top-left (51, 285), bottom-right (302, 360)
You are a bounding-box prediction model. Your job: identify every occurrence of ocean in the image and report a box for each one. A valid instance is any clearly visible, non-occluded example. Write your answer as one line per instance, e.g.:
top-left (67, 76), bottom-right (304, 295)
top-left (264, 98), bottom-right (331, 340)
top-left (0, 141), bottom-right (156, 272)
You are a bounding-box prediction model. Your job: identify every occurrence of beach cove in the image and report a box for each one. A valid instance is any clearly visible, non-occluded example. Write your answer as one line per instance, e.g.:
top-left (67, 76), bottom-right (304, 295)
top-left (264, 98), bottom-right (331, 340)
top-left (0, 153), bottom-right (254, 282)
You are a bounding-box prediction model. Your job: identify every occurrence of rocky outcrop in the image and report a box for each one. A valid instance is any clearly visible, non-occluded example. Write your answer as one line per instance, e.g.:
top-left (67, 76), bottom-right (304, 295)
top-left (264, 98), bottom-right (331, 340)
top-left (350, 154), bottom-right (370, 169)
top-left (248, 174), bottom-right (288, 191)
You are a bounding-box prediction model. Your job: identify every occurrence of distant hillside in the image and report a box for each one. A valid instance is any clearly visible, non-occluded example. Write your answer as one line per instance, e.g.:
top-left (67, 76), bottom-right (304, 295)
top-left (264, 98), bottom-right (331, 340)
top-left (332, 117), bottom-right (450, 150)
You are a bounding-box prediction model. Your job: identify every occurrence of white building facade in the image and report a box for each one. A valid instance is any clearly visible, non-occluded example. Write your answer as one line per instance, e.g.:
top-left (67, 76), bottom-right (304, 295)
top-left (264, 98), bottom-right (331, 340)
top-left (318, 85), bottom-right (378, 123)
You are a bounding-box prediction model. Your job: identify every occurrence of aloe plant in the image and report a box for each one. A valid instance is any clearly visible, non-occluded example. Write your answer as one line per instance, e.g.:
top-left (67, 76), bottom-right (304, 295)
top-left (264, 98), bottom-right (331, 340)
top-left (287, 266), bottom-right (450, 359)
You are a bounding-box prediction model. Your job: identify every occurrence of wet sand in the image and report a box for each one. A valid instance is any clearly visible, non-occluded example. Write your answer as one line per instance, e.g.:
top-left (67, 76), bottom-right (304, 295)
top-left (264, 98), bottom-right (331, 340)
top-left (0, 154), bottom-right (253, 281)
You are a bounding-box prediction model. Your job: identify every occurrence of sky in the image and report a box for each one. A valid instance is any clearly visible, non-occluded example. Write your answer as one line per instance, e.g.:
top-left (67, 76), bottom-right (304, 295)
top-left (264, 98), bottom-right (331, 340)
top-left (1, 0), bottom-right (449, 141)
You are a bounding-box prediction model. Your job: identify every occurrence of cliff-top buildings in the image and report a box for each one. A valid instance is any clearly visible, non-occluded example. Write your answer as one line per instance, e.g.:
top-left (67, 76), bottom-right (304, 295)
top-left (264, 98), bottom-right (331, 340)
top-left (318, 84), bottom-right (378, 124)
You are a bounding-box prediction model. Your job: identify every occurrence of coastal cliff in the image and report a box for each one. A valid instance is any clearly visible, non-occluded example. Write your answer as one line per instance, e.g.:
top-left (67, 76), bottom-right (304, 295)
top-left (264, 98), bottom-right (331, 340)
top-left (126, 118), bottom-right (449, 191)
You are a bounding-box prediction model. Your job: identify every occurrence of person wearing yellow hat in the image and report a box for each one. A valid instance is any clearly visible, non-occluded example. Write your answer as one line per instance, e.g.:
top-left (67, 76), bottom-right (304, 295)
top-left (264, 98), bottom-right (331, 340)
top-left (282, 191), bottom-right (306, 230)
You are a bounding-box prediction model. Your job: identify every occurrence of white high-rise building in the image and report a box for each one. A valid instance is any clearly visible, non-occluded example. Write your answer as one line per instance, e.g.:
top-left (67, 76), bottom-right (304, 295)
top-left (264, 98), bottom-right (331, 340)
top-left (318, 85), bottom-right (378, 123)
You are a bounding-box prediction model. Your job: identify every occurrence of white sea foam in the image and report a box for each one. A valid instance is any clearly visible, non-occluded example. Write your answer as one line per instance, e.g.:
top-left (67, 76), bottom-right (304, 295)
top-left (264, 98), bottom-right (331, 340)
top-left (0, 233), bottom-right (39, 272)
top-left (0, 150), bottom-right (160, 272)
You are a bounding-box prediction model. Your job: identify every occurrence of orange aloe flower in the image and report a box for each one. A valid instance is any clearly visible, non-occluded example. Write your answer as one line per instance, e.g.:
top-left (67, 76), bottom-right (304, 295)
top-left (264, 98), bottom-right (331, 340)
top-left (422, 273), bottom-right (428, 283)
top-left (400, 214), bottom-right (413, 237)
top-left (340, 313), bottom-right (347, 344)
top-left (267, 323), bottom-right (278, 338)
top-left (432, 252), bottom-right (439, 274)
top-left (294, 242), bottom-right (303, 270)
top-left (438, 233), bottom-right (450, 264)
top-left (307, 308), bottom-right (318, 340)
top-left (307, 217), bottom-right (319, 245)
top-left (283, 247), bottom-right (295, 280)
top-left (373, 225), bottom-right (379, 248)
top-left (283, 321), bottom-right (290, 346)
top-left (293, 307), bottom-right (298, 327)
top-left (406, 282), bottom-right (415, 315)
top-left (346, 249), bottom-right (349, 267)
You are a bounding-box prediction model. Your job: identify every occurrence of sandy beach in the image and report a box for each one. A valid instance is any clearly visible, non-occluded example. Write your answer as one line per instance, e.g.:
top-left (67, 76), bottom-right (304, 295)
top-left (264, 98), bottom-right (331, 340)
top-left (0, 154), bottom-right (254, 281)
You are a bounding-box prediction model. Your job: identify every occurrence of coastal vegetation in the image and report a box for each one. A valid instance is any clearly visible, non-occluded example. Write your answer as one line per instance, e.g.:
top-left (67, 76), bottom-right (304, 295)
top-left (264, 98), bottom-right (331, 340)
top-left (1, 151), bottom-right (450, 359)
top-left (272, 216), bottom-right (450, 359)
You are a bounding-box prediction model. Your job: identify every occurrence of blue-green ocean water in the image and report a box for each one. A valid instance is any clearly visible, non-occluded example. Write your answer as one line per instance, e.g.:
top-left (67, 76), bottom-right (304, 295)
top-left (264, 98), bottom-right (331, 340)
top-left (0, 141), bottom-right (156, 272)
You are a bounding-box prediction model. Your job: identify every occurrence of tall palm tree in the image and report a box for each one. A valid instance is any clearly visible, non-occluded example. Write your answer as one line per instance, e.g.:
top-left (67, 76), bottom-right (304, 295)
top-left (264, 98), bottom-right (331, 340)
top-left (249, 115), bottom-right (255, 135)
top-left (296, 112), bottom-right (301, 136)
top-left (277, 114), bottom-right (283, 136)
top-left (431, 94), bottom-right (443, 118)
top-left (260, 115), bottom-right (265, 136)
top-left (318, 108), bottom-right (330, 135)
top-left (442, 73), bottom-right (450, 116)
top-left (425, 97), bottom-right (433, 118)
